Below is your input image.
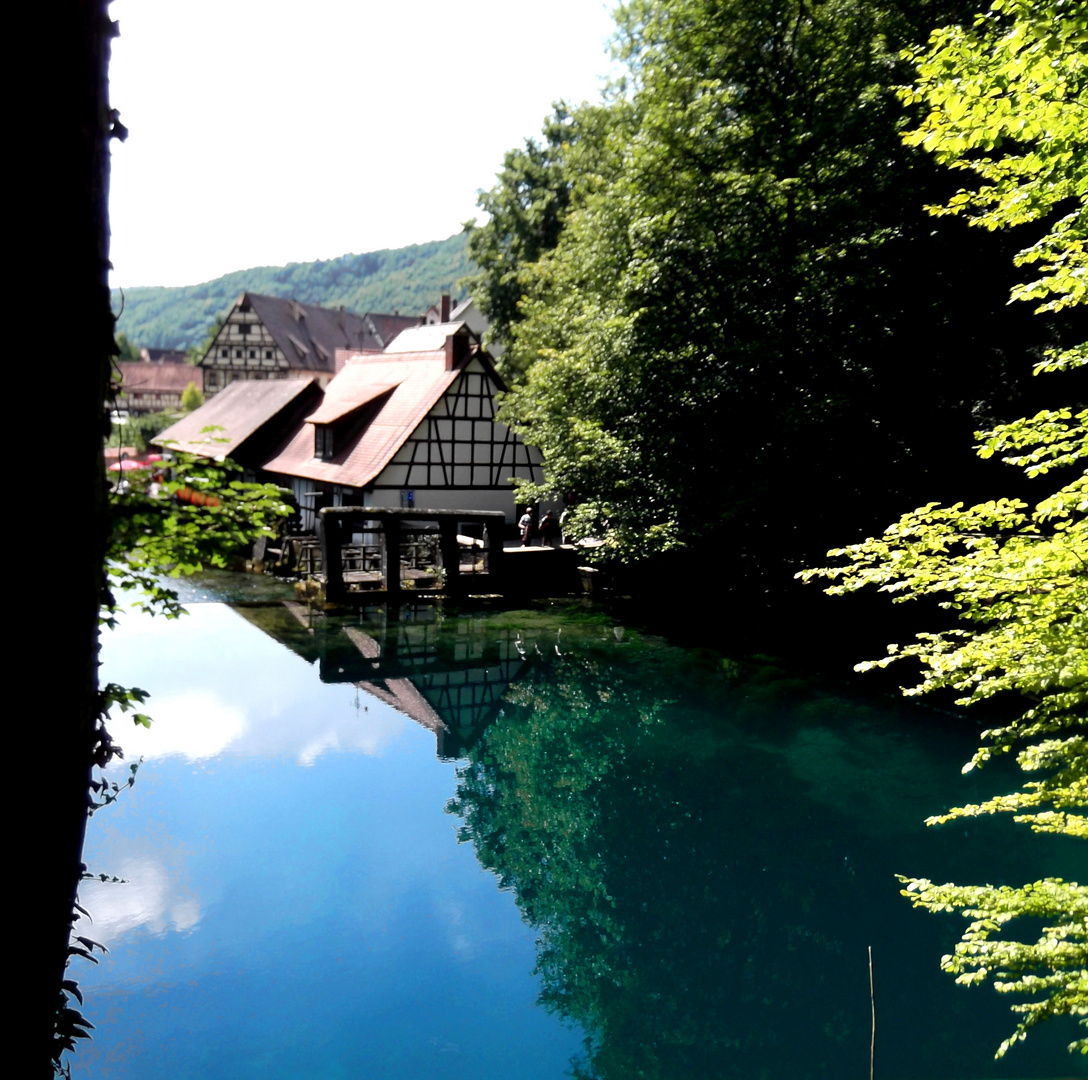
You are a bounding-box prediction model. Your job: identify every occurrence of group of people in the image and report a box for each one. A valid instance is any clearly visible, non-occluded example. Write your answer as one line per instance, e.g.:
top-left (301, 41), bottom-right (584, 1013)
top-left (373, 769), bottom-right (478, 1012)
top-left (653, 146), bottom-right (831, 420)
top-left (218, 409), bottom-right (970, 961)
top-left (518, 507), bottom-right (563, 548)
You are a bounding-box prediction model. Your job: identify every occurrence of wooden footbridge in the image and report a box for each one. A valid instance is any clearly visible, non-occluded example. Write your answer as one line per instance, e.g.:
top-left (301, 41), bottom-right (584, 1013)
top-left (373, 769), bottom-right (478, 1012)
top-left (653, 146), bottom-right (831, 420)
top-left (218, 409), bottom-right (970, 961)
top-left (317, 507), bottom-right (507, 603)
top-left (316, 506), bottom-right (584, 603)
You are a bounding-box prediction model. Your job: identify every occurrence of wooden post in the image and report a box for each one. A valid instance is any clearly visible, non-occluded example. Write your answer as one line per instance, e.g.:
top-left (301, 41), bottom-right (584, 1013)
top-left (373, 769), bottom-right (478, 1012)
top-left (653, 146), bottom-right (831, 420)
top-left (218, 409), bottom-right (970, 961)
top-left (385, 515), bottom-right (402, 597)
top-left (319, 509), bottom-right (345, 604)
top-left (485, 516), bottom-right (504, 589)
top-left (439, 518), bottom-right (462, 595)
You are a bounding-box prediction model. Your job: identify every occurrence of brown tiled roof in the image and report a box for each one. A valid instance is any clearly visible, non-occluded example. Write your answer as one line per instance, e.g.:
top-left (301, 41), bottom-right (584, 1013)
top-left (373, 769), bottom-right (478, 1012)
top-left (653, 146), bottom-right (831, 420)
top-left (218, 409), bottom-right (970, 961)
top-left (153, 378), bottom-right (316, 457)
top-left (263, 347), bottom-right (464, 487)
top-left (363, 313), bottom-right (423, 348)
top-left (237, 293), bottom-right (394, 372)
top-left (304, 381), bottom-right (402, 424)
top-left (117, 360), bottom-right (203, 394)
top-left (355, 678), bottom-right (447, 735)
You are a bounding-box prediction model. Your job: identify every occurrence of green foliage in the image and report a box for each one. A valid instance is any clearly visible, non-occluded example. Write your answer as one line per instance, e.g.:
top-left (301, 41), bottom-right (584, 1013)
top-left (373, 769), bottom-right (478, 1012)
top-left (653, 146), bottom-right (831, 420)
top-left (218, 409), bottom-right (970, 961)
top-left (466, 102), bottom-right (630, 362)
top-left (107, 439), bottom-right (291, 623)
top-left (179, 381), bottom-right (204, 412)
top-left (489, 0), bottom-right (1054, 571)
top-left (112, 233), bottom-right (471, 350)
top-left (803, 0), bottom-right (1088, 1056)
top-left (800, 416), bottom-right (1087, 830)
top-left (900, 0), bottom-right (1088, 332)
top-left (898, 877), bottom-right (1087, 1058)
top-left (111, 410), bottom-right (174, 453)
top-left (114, 332), bottom-right (141, 363)
top-left (185, 314), bottom-right (224, 364)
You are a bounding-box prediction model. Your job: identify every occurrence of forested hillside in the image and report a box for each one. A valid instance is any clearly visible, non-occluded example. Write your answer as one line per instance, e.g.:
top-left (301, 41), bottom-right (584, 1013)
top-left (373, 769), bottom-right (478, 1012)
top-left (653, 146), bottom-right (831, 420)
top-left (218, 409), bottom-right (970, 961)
top-left (112, 232), bottom-right (472, 349)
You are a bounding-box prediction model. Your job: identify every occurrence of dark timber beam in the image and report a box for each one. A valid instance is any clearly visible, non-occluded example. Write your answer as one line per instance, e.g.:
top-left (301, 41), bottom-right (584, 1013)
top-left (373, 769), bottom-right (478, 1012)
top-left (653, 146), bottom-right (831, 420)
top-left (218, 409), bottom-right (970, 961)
top-left (318, 508), bottom-right (508, 603)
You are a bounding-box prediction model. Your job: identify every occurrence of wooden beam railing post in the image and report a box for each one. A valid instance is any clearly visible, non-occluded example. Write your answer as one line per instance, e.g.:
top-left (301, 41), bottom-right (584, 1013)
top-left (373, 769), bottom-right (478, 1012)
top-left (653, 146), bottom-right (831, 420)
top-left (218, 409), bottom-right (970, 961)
top-left (485, 517), bottom-right (504, 589)
top-left (319, 508), bottom-right (345, 604)
top-left (439, 519), bottom-right (462, 596)
top-left (385, 516), bottom-right (402, 597)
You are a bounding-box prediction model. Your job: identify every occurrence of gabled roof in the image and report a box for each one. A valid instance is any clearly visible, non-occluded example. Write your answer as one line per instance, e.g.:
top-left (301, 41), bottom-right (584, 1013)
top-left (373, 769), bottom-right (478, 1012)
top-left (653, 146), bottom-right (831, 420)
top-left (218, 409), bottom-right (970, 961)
top-left (117, 360), bottom-right (202, 394)
top-left (363, 313), bottom-right (423, 348)
top-left (221, 293), bottom-right (418, 372)
top-left (449, 297), bottom-right (473, 321)
top-left (153, 378), bottom-right (316, 457)
top-left (384, 321), bottom-right (467, 353)
top-left (263, 348), bottom-right (465, 487)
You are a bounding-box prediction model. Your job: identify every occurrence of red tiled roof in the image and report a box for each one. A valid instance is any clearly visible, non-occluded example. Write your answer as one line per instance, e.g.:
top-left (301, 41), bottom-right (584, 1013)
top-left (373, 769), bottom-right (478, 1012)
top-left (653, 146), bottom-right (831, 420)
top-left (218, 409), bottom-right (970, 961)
top-left (117, 361), bottom-right (203, 394)
top-left (263, 350), bottom-right (462, 487)
top-left (154, 378), bottom-right (316, 457)
top-left (304, 381), bottom-right (401, 424)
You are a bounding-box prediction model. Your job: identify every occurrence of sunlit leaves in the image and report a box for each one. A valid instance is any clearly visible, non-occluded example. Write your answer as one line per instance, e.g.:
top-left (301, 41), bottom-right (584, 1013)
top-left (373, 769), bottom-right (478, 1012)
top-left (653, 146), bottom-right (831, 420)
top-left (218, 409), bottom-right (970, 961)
top-left (900, 0), bottom-right (1088, 364)
top-left (805, 0), bottom-right (1088, 1056)
top-left (899, 877), bottom-right (1087, 1056)
top-left (800, 420), bottom-right (1087, 1053)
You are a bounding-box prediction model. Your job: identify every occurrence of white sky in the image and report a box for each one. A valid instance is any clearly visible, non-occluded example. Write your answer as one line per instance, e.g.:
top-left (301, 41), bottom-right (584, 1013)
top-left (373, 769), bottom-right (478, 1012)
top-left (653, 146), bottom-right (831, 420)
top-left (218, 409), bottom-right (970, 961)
top-left (108, 0), bottom-right (618, 288)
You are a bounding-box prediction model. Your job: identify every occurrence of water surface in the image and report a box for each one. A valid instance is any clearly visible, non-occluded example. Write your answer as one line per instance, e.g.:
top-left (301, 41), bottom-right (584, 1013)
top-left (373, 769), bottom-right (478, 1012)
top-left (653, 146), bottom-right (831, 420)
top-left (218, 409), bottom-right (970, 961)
top-left (75, 590), bottom-right (1084, 1079)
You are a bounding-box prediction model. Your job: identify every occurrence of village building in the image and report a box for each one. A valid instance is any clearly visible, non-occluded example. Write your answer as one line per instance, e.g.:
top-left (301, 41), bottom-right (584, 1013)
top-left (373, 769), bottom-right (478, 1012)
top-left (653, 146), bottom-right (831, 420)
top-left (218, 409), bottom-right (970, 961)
top-left (115, 357), bottom-right (203, 415)
top-left (199, 292), bottom-right (422, 396)
top-left (423, 295), bottom-right (502, 358)
top-left (158, 316), bottom-right (543, 529)
top-left (152, 377), bottom-right (323, 478)
top-left (142, 347), bottom-right (189, 364)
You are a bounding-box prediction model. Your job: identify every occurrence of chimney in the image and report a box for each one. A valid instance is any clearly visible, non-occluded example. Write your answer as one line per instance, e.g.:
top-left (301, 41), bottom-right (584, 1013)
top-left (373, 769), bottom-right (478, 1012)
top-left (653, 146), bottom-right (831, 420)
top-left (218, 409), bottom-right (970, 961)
top-left (440, 293), bottom-right (450, 323)
top-left (445, 328), bottom-right (468, 371)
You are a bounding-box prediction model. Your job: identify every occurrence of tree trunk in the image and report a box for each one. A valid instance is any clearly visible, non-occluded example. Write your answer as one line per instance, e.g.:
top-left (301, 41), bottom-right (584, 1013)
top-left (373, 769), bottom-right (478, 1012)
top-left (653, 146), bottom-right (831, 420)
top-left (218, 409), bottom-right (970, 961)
top-left (24, 1), bottom-right (114, 1072)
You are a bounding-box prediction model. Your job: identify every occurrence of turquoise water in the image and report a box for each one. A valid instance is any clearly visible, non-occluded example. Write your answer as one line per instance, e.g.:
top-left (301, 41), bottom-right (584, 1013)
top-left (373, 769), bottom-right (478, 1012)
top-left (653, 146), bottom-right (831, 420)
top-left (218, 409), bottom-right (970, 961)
top-left (74, 592), bottom-right (1084, 1079)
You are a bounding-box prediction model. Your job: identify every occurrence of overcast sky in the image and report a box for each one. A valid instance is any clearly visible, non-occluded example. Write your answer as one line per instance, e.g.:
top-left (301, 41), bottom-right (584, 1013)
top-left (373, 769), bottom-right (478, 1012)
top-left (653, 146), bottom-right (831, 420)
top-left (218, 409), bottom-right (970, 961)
top-left (108, 0), bottom-right (618, 288)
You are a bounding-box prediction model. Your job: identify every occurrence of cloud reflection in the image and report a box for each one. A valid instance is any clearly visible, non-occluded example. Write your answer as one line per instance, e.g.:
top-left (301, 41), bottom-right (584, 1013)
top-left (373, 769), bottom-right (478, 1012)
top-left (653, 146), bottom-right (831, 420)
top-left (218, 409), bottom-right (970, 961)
top-left (80, 856), bottom-right (202, 945)
top-left (123, 692), bottom-right (247, 761)
top-left (103, 604), bottom-right (416, 767)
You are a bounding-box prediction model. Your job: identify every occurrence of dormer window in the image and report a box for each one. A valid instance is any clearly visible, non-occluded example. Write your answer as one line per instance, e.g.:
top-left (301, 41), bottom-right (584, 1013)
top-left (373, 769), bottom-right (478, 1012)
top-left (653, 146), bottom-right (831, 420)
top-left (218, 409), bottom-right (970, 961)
top-left (315, 425), bottom-right (334, 461)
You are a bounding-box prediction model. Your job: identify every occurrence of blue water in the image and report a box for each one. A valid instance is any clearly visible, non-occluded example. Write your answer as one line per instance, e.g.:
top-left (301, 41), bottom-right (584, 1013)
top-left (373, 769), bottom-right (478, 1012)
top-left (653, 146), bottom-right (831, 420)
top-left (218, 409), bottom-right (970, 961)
top-left (72, 594), bottom-right (1085, 1079)
top-left (77, 602), bottom-right (581, 1079)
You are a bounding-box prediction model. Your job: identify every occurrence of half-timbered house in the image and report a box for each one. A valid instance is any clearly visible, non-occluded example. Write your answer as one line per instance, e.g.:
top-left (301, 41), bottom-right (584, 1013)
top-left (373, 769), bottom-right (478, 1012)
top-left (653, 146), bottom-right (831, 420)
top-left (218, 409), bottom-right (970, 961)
top-left (163, 318), bottom-right (544, 529)
top-left (262, 320), bottom-right (543, 528)
top-left (116, 358), bottom-right (203, 415)
top-left (199, 292), bottom-right (421, 396)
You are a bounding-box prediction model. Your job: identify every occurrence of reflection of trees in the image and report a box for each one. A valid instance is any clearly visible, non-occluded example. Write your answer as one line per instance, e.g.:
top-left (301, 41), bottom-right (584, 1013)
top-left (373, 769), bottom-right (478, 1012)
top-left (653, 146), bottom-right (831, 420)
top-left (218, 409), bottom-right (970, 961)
top-left (447, 639), bottom-right (1066, 1080)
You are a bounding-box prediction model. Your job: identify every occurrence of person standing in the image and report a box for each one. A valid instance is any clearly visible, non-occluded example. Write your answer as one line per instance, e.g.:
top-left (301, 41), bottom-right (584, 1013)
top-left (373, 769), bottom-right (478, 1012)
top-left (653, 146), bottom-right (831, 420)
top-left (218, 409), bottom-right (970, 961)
top-left (539, 510), bottom-right (560, 548)
top-left (518, 507), bottom-right (537, 546)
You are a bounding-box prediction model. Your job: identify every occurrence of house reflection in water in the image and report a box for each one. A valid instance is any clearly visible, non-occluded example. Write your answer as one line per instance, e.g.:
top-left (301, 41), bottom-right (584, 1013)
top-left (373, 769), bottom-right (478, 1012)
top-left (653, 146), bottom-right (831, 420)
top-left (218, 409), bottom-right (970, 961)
top-left (229, 600), bottom-right (530, 760)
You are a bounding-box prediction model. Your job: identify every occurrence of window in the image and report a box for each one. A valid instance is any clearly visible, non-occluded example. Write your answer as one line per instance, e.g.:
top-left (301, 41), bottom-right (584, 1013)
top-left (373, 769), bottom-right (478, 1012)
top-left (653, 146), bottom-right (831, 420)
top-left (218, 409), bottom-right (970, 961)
top-left (315, 425), bottom-right (334, 461)
top-left (220, 347), bottom-right (228, 357)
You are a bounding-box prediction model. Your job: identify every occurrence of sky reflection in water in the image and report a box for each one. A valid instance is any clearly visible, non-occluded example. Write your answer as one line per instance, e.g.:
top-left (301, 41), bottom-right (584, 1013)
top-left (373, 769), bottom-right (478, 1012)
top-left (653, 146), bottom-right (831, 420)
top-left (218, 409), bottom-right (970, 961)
top-left (74, 598), bottom-right (1084, 1079)
top-left (78, 602), bottom-right (577, 1080)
